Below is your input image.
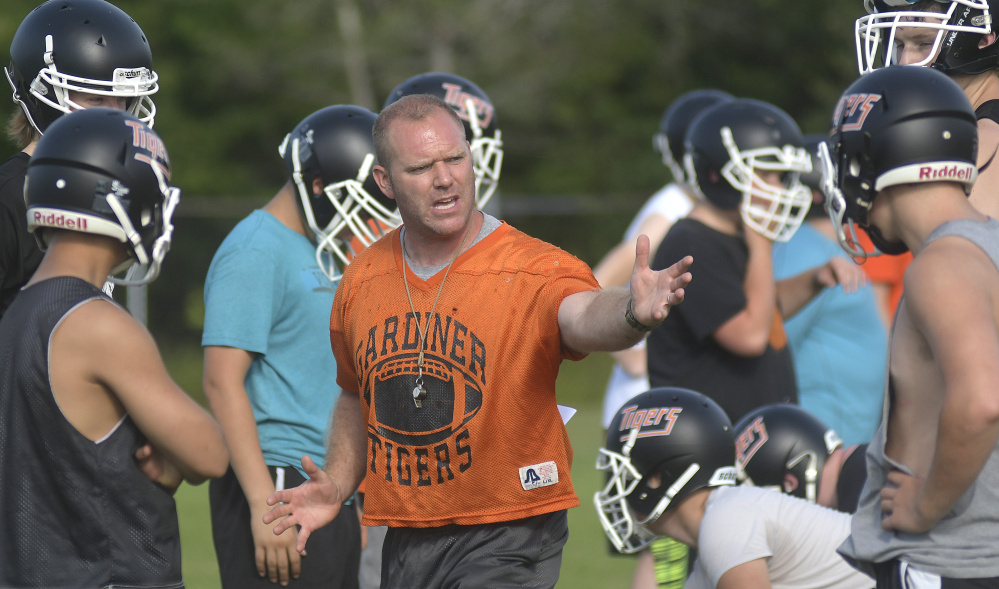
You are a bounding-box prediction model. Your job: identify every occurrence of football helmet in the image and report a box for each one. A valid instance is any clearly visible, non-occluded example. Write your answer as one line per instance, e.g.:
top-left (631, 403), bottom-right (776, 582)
top-left (856, 0), bottom-right (996, 75)
top-left (820, 66), bottom-right (978, 258)
top-left (279, 105), bottom-right (400, 281)
top-left (653, 89), bottom-right (734, 187)
top-left (384, 72), bottom-right (502, 210)
top-left (683, 98), bottom-right (813, 241)
top-left (733, 404), bottom-right (843, 503)
top-left (595, 387), bottom-right (738, 554)
top-left (6, 0), bottom-right (159, 135)
top-left (25, 108), bottom-right (179, 286)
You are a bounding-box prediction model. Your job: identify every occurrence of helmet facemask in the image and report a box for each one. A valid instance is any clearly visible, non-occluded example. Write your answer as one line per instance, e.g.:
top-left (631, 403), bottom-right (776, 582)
top-left (856, 0), bottom-right (993, 74)
top-left (818, 140), bottom-right (875, 260)
top-left (594, 429), bottom-right (664, 554)
top-left (106, 160), bottom-right (179, 286)
top-left (462, 96), bottom-right (503, 211)
top-left (9, 34), bottom-right (158, 135)
top-left (718, 126), bottom-right (813, 242)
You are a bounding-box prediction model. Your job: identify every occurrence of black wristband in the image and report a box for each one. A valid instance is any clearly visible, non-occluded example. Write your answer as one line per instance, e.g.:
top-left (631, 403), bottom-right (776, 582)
top-left (625, 298), bottom-right (655, 332)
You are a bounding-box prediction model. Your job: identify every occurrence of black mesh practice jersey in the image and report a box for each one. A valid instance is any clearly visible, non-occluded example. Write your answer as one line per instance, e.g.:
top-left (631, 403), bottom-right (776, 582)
top-left (0, 277), bottom-right (183, 588)
top-left (0, 151), bottom-right (43, 321)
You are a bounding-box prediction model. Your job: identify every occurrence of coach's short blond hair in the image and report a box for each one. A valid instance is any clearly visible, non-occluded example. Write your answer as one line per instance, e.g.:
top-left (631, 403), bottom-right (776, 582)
top-left (373, 94), bottom-right (465, 171)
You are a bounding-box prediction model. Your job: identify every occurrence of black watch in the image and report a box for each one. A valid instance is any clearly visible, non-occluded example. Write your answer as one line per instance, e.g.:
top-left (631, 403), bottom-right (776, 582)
top-left (625, 298), bottom-right (655, 332)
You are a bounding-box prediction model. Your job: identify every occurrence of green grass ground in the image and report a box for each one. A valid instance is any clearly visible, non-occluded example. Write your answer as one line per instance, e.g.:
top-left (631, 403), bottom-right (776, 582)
top-left (167, 349), bottom-right (636, 588)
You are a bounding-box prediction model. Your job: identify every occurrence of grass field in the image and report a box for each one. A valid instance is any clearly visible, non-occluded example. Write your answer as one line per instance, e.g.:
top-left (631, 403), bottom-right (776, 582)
top-left (166, 347), bottom-right (636, 588)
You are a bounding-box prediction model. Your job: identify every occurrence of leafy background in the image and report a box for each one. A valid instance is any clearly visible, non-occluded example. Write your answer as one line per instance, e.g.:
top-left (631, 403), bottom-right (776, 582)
top-left (2, 1), bottom-right (866, 586)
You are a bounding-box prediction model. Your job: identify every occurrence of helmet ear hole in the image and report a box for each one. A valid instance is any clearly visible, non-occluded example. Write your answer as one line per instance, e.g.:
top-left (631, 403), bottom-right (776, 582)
top-left (646, 473), bottom-right (663, 490)
top-left (783, 474), bottom-right (800, 494)
top-left (849, 157), bottom-right (862, 178)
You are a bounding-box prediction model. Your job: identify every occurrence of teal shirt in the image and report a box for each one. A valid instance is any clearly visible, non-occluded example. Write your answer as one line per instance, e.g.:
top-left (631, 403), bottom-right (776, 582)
top-left (202, 210), bottom-right (339, 473)
top-left (772, 223), bottom-right (886, 446)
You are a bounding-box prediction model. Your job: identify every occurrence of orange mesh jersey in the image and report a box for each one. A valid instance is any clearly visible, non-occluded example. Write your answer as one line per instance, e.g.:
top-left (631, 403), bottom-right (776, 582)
top-left (331, 221), bottom-right (598, 528)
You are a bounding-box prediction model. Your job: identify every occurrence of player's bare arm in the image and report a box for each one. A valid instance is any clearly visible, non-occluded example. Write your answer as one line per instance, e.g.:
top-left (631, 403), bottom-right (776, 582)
top-left (264, 391), bottom-right (367, 554)
top-left (204, 345), bottom-right (302, 584)
top-left (712, 226), bottom-right (776, 357)
top-left (717, 559), bottom-right (772, 589)
top-left (52, 298), bottom-right (228, 484)
top-left (777, 257), bottom-right (868, 319)
top-left (880, 241), bottom-right (999, 533)
top-left (558, 234), bottom-right (691, 354)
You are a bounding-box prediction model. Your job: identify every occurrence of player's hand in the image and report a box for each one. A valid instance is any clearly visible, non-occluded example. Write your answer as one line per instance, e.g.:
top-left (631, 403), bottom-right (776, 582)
top-left (629, 234), bottom-right (693, 327)
top-left (251, 502), bottom-right (302, 586)
top-left (816, 257), bottom-right (868, 294)
top-left (743, 221), bottom-right (776, 250)
top-left (263, 455), bottom-right (343, 554)
top-left (134, 442), bottom-right (183, 494)
top-left (880, 469), bottom-right (937, 534)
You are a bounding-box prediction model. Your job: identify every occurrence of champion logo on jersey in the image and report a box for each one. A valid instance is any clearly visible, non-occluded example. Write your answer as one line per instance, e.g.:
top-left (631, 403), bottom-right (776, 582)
top-left (519, 461), bottom-right (558, 490)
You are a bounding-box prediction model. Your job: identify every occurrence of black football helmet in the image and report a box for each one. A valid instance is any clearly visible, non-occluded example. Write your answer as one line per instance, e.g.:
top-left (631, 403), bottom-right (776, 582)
top-left (856, 0), bottom-right (996, 75)
top-left (384, 72), bottom-right (502, 210)
top-left (683, 98), bottom-right (812, 241)
top-left (653, 89), bottom-right (734, 187)
top-left (6, 0), bottom-right (158, 135)
top-left (595, 387), bottom-right (738, 554)
top-left (279, 105), bottom-right (400, 281)
top-left (820, 66), bottom-right (978, 258)
top-left (26, 108), bottom-right (179, 286)
top-left (733, 404), bottom-right (843, 503)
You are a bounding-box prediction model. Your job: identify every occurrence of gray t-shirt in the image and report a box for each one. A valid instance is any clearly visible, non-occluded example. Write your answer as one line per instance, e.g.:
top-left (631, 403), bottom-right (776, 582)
top-left (839, 218), bottom-right (999, 578)
top-left (686, 486), bottom-right (873, 589)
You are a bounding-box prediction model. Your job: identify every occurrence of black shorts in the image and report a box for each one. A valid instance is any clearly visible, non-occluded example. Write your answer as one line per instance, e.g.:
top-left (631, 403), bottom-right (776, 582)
top-left (380, 510), bottom-right (568, 589)
top-left (837, 443), bottom-right (868, 514)
top-left (209, 465), bottom-right (361, 589)
top-left (874, 559), bottom-right (999, 589)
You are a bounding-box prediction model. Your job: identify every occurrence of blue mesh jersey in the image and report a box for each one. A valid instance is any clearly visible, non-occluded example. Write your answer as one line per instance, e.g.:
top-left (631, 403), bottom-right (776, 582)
top-left (0, 277), bottom-right (183, 588)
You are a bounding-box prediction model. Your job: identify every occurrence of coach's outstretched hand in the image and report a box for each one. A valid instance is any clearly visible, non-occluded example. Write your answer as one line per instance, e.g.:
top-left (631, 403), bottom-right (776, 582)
top-left (629, 233), bottom-right (692, 328)
top-left (263, 455), bottom-right (343, 554)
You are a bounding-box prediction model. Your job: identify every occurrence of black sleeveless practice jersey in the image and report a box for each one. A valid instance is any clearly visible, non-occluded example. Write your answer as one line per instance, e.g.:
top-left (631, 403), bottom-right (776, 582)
top-left (0, 277), bottom-right (183, 588)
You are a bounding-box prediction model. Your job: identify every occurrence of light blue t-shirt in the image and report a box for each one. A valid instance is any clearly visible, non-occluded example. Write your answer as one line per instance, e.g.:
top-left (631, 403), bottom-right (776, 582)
top-left (772, 223), bottom-right (886, 446)
top-left (202, 210), bottom-right (339, 473)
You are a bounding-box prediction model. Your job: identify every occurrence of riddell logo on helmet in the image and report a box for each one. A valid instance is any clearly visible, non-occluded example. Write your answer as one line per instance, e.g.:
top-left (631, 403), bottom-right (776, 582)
top-left (919, 163), bottom-right (975, 182)
top-left (33, 211), bottom-right (87, 230)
